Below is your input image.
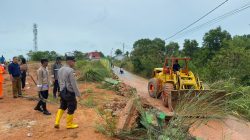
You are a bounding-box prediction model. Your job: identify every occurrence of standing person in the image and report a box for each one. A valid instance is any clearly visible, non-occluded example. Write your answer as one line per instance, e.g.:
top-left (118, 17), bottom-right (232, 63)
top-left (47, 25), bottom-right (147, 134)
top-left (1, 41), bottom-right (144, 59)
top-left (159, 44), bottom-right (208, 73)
top-left (0, 55), bottom-right (5, 64)
top-left (51, 57), bottom-right (63, 98)
top-left (54, 56), bottom-right (81, 129)
top-left (0, 64), bottom-right (5, 99)
top-left (20, 58), bottom-right (28, 91)
top-left (8, 57), bottom-right (22, 98)
top-left (34, 59), bottom-right (51, 115)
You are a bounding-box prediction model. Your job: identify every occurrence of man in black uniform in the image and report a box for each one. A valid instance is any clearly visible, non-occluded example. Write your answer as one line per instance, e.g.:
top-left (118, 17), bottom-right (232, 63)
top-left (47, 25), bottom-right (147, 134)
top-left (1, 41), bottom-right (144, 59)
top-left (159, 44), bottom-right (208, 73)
top-left (51, 57), bottom-right (63, 98)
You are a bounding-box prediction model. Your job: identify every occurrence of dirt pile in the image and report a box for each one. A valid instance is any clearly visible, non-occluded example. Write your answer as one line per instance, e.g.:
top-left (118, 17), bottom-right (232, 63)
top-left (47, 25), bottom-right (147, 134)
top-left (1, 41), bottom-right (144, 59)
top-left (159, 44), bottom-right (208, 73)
top-left (103, 98), bottom-right (127, 117)
top-left (115, 82), bottom-right (136, 97)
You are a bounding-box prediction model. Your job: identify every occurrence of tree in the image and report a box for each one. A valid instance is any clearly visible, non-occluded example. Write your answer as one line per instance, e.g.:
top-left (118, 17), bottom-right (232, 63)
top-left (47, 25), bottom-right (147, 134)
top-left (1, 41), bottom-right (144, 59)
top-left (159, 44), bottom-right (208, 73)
top-left (73, 50), bottom-right (85, 60)
top-left (207, 46), bottom-right (250, 85)
top-left (18, 55), bottom-right (25, 60)
top-left (125, 51), bottom-right (129, 57)
top-left (27, 51), bottom-right (60, 61)
top-left (182, 39), bottom-right (199, 57)
top-left (130, 38), bottom-right (166, 77)
top-left (165, 42), bottom-right (180, 56)
top-left (203, 26), bottom-right (231, 51)
top-left (99, 52), bottom-right (105, 58)
top-left (115, 49), bottom-right (122, 56)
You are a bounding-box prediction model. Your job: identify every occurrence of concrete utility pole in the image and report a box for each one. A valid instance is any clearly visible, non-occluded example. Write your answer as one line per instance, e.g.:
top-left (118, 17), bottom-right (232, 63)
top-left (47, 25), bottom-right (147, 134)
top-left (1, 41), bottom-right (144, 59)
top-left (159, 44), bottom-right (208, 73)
top-left (111, 48), bottom-right (113, 58)
top-left (33, 23), bottom-right (38, 51)
top-left (122, 43), bottom-right (125, 55)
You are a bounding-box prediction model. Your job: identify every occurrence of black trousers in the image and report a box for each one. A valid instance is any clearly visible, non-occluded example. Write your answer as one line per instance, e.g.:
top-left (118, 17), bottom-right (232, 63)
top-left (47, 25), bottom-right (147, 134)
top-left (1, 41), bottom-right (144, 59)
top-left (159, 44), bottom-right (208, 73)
top-left (36, 90), bottom-right (49, 111)
top-left (59, 97), bottom-right (77, 115)
top-left (21, 72), bottom-right (26, 89)
top-left (53, 80), bottom-right (60, 97)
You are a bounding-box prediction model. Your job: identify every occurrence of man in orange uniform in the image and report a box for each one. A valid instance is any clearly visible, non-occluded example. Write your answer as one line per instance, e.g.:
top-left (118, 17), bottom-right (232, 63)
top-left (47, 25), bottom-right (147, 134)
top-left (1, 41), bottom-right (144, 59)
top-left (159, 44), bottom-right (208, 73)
top-left (0, 64), bottom-right (5, 99)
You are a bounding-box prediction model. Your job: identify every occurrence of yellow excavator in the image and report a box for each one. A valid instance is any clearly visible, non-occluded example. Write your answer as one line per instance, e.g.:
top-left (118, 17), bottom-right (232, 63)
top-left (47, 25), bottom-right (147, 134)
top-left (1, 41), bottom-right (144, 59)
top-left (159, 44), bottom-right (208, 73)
top-left (148, 57), bottom-right (208, 111)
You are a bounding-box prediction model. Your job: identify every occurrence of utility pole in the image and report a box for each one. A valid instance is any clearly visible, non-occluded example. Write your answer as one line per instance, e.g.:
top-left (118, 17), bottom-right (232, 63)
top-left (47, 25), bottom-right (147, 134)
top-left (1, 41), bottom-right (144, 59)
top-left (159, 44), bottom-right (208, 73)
top-left (33, 23), bottom-right (38, 51)
top-left (111, 48), bottom-right (113, 58)
top-left (122, 43), bottom-right (125, 55)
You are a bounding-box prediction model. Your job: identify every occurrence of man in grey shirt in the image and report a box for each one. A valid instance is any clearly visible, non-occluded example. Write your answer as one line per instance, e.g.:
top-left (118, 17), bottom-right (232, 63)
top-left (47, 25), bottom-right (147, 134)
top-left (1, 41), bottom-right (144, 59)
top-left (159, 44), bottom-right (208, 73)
top-left (51, 57), bottom-right (63, 98)
top-left (54, 56), bottom-right (81, 129)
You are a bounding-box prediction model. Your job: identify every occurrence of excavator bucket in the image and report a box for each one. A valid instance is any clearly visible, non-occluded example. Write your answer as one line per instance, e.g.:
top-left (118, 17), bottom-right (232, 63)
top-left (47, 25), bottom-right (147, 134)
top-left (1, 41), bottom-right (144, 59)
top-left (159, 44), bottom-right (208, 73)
top-left (167, 90), bottom-right (226, 112)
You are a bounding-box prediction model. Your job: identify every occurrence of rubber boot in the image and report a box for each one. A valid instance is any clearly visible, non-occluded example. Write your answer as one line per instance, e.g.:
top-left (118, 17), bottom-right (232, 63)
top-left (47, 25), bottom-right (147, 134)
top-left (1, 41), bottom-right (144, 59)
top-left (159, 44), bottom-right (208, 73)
top-left (66, 114), bottom-right (78, 129)
top-left (54, 109), bottom-right (64, 128)
top-left (42, 103), bottom-right (51, 115)
top-left (34, 101), bottom-right (43, 112)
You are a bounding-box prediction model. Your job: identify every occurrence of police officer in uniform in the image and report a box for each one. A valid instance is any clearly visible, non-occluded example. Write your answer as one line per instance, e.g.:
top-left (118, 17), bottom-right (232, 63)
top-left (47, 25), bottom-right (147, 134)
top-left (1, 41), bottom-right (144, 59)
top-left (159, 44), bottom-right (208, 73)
top-left (54, 56), bottom-right (81, 129)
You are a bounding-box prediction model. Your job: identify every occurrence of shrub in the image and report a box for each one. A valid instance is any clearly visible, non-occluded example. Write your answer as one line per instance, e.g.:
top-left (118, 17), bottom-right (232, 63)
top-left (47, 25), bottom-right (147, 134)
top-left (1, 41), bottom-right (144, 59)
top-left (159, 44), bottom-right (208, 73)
top-left (76, 60), bottom-right (111, 82)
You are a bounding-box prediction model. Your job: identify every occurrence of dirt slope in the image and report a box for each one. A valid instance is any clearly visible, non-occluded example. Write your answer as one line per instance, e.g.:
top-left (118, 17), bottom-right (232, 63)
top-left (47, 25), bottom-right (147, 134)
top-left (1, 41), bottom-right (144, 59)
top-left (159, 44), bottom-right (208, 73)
top-left (113, 67), bottom-right (250, 140)
top-left (0, 63), bottom-right (116, 140)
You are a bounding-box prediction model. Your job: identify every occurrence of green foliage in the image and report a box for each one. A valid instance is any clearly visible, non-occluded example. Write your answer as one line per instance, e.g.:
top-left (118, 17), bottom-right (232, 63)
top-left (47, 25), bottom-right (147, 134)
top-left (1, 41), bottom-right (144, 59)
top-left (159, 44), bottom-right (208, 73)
top-left (113, 57), bottom-right (134, 72)
top-left (115, 49), bottom-right (123, 56)
top-left (125, 51), bottom-right (129, 57)
top-left (182, 39), bottom-right (199, 57)
top-left (83, 88), bottom-right (93, 94)
top-left (118, 26), bottom-right (250, 120)
top-left (165, 41), bottom-right (180, 56)
top-left (122, 91), bottom-right (228, 140)
top-left (210, 79), bottom-right (250, 120)
top-left (76, 60), bottom-right (111, 82)
top-left (95, 107), bottom-right (117, 137)
top-left (73, 50), bottom-right (87, 60)
top-left (206, 46), bottom-right (250, 85)
top-left (27, 50), bottom-right (61, 61)
top-left (131, 38), bottom-right (166, 77)
top-left (203, 26), bottom-right (232, 51)
top-left (81, 96), bottom-right (96, 108)
top-left (18, 55), bottom-right (25, 60)
top-left (99, 51), bottom-right (105, 58)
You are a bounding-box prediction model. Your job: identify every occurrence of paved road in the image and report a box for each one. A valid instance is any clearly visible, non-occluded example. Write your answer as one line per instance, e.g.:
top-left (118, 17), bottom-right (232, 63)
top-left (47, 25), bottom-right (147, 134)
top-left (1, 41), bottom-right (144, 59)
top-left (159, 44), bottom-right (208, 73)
top-left (113, 66), bottom-right (250, 140)
top-left (113, 66), bottom-right (173, 115)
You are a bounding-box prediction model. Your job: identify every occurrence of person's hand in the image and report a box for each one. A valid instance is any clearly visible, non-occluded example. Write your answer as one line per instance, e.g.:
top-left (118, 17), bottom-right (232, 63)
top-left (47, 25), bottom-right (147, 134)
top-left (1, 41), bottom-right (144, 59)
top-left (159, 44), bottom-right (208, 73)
top-left (50, 80), bottom-right (53, 86)
top-left (51, 75), bottom-right (55, 82)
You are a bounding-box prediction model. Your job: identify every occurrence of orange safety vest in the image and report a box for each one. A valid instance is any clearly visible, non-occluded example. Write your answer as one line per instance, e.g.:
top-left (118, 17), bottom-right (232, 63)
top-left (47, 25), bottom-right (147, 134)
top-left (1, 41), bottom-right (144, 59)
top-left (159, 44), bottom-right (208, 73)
top-left (0, 65), bottom-right (5, 82)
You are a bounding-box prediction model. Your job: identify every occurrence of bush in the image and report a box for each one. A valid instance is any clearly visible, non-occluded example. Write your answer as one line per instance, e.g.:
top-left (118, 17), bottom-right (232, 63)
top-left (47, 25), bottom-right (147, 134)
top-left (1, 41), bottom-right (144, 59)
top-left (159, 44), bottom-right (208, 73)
top-left (210, 79), bottom-right (250, 120)
top-left (76, 60), bottom-right (111, 82)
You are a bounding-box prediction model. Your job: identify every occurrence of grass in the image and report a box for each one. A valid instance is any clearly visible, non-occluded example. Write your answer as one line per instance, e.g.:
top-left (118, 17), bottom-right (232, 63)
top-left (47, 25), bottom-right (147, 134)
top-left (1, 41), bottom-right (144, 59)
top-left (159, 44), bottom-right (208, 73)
top-left (46, 93), bottom-right (60, 104)
top-left (81, 96), bottom-right (97, 108)
top-left (76, 60), bottom-right (111, 82)
top-left (82, 88), bottom-right (93, 94)
top-left (116, 90), bottom-right (229, 140)
top-left (98, 82), bottom-right (120, 92)
top-left (95, 107), bottom-right (117, 137)
top-left (209, 79), bottom-right (250, 120)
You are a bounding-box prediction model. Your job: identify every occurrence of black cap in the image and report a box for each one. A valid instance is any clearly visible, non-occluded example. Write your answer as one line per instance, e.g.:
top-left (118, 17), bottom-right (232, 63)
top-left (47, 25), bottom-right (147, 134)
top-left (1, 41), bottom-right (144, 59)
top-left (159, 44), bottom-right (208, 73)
top-left (41, 58), bottom-right (48, 64)
top-left (56, 57), bottom-right (62, 61)
top-left (66, 56), bottom-right (75, 61)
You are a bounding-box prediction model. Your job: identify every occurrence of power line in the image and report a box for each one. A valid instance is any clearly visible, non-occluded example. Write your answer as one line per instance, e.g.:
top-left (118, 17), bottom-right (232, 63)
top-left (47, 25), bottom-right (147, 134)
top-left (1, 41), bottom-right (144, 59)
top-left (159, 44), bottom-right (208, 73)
top-left (165, 0), bottom-right (229, 40)
top-left (171, 3), bottom-right (250, 40)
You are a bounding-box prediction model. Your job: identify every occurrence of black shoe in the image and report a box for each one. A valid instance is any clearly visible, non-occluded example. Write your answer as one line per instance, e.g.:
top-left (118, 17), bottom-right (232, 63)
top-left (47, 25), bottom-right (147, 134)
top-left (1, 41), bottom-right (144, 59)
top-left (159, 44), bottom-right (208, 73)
top-left (18, 94), bottom-right (23, 97)
top-left (34, 106), bottom-right (43, 112)
top-left (43, 110), bottom-right (51, 115)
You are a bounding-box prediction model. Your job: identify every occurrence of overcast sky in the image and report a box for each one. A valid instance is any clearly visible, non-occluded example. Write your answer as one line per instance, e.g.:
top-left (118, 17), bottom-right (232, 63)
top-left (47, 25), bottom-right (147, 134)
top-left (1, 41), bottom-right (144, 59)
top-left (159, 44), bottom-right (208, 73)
top-left (0, 0), bottom-right (249, 59)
